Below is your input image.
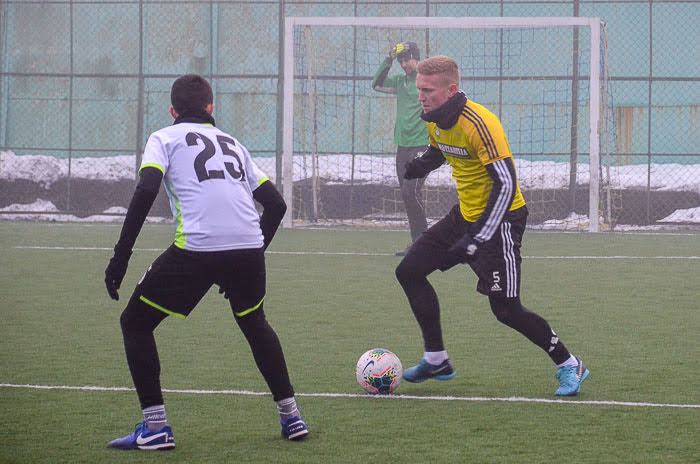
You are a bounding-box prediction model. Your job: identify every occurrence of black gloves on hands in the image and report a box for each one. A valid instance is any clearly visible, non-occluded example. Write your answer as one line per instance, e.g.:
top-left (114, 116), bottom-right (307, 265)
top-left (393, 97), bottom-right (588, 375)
top-left (448, 232), bottom-right (481, 264)
top-left (403, 161), bottom-right (426, 180)
top-left (105, 247), bottom-right (132, 301)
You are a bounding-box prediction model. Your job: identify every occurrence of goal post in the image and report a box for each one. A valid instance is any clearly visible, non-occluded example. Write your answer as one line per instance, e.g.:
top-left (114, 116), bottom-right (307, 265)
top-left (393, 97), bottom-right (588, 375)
top-left (282, 16), bottom-right (609, 231)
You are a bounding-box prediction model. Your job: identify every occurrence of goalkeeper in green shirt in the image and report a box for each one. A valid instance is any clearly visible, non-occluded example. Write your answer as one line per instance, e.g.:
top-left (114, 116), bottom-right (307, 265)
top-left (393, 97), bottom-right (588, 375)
top-left (372, 41), bottom-right (429, 255)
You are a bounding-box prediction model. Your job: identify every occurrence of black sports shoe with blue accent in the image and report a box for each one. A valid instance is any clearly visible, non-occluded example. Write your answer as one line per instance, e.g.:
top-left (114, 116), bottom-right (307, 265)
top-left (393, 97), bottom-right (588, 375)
top-left (403, 358), bottom-right (456, 383)
top-left (281, 416), bottom-right (309, 440)
top-left (107, 421), bottom-right (175, 450)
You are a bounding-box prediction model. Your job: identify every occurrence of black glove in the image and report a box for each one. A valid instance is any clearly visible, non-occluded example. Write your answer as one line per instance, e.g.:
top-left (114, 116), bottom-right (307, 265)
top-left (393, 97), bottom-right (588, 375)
top-left (105, 247), bottom-right (132, 301)
top-left (448, 232), bottom-right (480, 264)
top-left (403, 161), bottom-right (426, 180)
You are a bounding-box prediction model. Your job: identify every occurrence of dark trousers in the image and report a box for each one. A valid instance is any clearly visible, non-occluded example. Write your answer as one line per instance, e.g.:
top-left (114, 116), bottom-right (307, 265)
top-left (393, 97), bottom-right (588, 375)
top-left (396, 146), bottom-right (428, 242)
top-left (395, 205), bottom-right (571, 364)
top-left (119, 246), bottom-right (295, 409)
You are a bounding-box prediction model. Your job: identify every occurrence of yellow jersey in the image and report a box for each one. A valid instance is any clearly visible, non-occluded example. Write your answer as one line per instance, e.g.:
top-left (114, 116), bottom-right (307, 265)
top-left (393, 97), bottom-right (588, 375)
top-left (427, 98), bottom-right (526, 224)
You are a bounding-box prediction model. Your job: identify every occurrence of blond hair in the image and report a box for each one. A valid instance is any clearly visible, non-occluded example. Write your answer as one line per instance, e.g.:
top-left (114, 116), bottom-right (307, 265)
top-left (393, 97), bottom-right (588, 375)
top-left (417, 56), bottom-right (460, 86)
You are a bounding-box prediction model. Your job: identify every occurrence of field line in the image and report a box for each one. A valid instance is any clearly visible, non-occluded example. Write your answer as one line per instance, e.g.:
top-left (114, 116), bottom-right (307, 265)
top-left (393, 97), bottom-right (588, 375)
top-left (11, 246), bottom-right (700, 260)
top-left (1, 383), bottom-right (698, 409)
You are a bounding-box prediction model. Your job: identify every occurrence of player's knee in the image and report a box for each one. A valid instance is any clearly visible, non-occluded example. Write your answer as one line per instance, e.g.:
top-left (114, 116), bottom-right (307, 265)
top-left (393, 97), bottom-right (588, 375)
top-left (120, 296), bottom-right (163, 334)
top-left (119, 300), bottom-right (139, 333)
top-left (396, 257), bottom-right (430, 289)
top-left (395, 260), bottom-right (415, 287)
top-left (489, 296), bottom-right (522, 326)
top-left (120, 308), bottom-right (145, 336)
top-left (235, 306), bottom-right (269, 333)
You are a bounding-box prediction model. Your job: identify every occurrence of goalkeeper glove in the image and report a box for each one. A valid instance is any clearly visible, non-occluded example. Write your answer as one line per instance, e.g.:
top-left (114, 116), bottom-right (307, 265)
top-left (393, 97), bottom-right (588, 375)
top-left (389, 42), bottom-right (407, 60)
top-left (105, 246), bottom-right (132, 301)
top-left (448, 232), bottom-right (481, 264)
top-left (403, 160), bottom-right (427, 180)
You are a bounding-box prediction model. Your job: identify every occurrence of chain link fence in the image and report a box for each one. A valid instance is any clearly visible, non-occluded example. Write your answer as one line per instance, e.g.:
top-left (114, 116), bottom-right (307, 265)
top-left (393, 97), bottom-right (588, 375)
top-left (0, 0), bottom-right (698, 230)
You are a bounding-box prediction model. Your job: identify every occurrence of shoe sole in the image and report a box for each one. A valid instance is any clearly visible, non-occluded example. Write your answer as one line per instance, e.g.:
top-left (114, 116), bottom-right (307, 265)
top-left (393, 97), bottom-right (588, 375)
top-left (107, 443), bottom-right (175, 451)
top-left (284, 429), bottom-right (309, 441)
top-left (555, 368), bottom-right (590, 396)
top-left (404, 371), bottom-right (456, 383)
top-left (138, 444), bottom-right (176, 450)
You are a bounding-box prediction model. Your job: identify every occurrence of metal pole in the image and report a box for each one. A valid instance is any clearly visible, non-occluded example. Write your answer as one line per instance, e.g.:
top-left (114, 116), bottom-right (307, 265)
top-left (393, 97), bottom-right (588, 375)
top-left (135, 0), bottom-right (144, 178)
top-left (304, 26), bottom-right (318, 222)
top-left (67, 0), bottom-right (74, 211)
top-left (281, 17), bottom-right (295, 228)
top-left (275, 0), bottom-right (285, 192)
top-left (646, 0), bottom-right (653, 225)
top-left (568, 0), bottom-right (580, 215)
top-left (588, 18), bottom-right (601, 232)
top-left (0, 5), bottom-right (9, 148)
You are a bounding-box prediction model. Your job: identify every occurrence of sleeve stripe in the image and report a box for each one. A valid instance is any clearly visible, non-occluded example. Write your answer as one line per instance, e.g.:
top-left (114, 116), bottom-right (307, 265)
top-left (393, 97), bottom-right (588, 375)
top-left (461, 108), bottom-right (499, 160)
top-left (475, 159), bottom-right (513, 242)
top-left (140, 162), bottom-right (165, 174)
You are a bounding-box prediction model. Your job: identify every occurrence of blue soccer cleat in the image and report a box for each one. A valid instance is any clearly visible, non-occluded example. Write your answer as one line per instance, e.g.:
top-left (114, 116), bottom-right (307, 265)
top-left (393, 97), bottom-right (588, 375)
top-left (107, 421), bottom-right (175, 450)
top-left (555, 356), bottom-right (590, 396)
top-left (403, 358), bottom-right (456, 383)
top-left (281, 416), bottom-right (309, 441)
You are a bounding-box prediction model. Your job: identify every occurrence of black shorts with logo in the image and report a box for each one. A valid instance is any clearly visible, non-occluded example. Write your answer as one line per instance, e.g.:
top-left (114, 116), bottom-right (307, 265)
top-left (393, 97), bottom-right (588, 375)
top-left (133, 244), bottom-right (266, 318)
top-left (407, 204), bottom-right (528, 298)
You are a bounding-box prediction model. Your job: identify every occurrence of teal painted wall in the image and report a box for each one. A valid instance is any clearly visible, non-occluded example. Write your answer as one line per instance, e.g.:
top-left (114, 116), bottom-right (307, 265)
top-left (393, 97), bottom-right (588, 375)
top-left (0, 1), bottom-right (698, 165)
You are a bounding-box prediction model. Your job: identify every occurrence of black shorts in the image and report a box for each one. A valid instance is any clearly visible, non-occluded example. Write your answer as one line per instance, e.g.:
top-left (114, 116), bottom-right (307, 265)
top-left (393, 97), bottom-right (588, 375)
top-left (407, 204), bottom-right (528, 298)
top-left (133, 244), bottom-right (266, 318)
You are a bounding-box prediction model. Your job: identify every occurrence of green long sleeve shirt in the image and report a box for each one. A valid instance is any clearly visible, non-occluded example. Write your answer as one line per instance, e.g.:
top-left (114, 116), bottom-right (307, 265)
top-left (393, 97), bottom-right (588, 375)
top-left (371, 58), bottom-right (429, 148)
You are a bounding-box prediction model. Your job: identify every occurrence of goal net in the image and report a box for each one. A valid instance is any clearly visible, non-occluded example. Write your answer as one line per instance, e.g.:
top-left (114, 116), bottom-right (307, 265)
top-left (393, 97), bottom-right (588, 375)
top-left (282, 17), bottom-right (615, 231)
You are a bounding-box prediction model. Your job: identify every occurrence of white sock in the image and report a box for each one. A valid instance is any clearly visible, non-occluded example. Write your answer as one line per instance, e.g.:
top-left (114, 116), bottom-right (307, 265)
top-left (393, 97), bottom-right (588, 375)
top-left (423, 350), bottom-right (448, 365)
top-left (143, 404), bottom-right (167, 431)
top-left (556, 355), bottom-right (578, 369)
top-left (276, 397), bottom-right (300, 423)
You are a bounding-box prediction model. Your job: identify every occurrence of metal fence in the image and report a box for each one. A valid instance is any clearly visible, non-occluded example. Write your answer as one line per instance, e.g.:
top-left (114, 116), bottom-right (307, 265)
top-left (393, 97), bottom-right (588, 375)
top-left (0, 0), bottom-right (698, 230)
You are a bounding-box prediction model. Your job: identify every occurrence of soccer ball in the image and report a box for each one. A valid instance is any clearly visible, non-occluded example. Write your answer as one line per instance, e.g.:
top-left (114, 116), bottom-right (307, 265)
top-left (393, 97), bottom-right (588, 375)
top-left (355, 348), bottom-right (403, 394)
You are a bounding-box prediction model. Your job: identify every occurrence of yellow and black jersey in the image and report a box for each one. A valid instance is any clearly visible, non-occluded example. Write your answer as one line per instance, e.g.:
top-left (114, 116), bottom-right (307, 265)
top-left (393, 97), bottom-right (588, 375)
top-left (416, 92), bottom-right (526, 242)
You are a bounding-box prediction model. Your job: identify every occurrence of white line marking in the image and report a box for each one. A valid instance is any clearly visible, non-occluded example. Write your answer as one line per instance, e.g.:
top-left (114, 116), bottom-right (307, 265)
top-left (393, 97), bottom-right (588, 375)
top-left (1, 383), bottom-right (697, 409)
top-left (10, 246), bottom-right (700, 259)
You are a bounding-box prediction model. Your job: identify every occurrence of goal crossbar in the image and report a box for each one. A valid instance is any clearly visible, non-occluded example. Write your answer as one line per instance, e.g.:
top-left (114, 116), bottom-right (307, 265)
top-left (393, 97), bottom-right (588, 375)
top-left (282, 16), bottom-right (603, 230)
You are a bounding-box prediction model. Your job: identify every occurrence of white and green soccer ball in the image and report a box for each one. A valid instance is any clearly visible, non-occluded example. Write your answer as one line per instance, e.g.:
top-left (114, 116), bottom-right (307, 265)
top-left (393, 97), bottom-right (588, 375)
top-left (355, 348), bottom-right (403, 394)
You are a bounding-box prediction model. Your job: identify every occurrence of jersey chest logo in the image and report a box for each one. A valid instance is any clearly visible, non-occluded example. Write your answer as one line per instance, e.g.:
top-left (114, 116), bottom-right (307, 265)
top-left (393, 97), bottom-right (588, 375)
top-left (436, 142), bottom-right (471, 159)
top-left (434, 128), bottom-right (471, 159)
